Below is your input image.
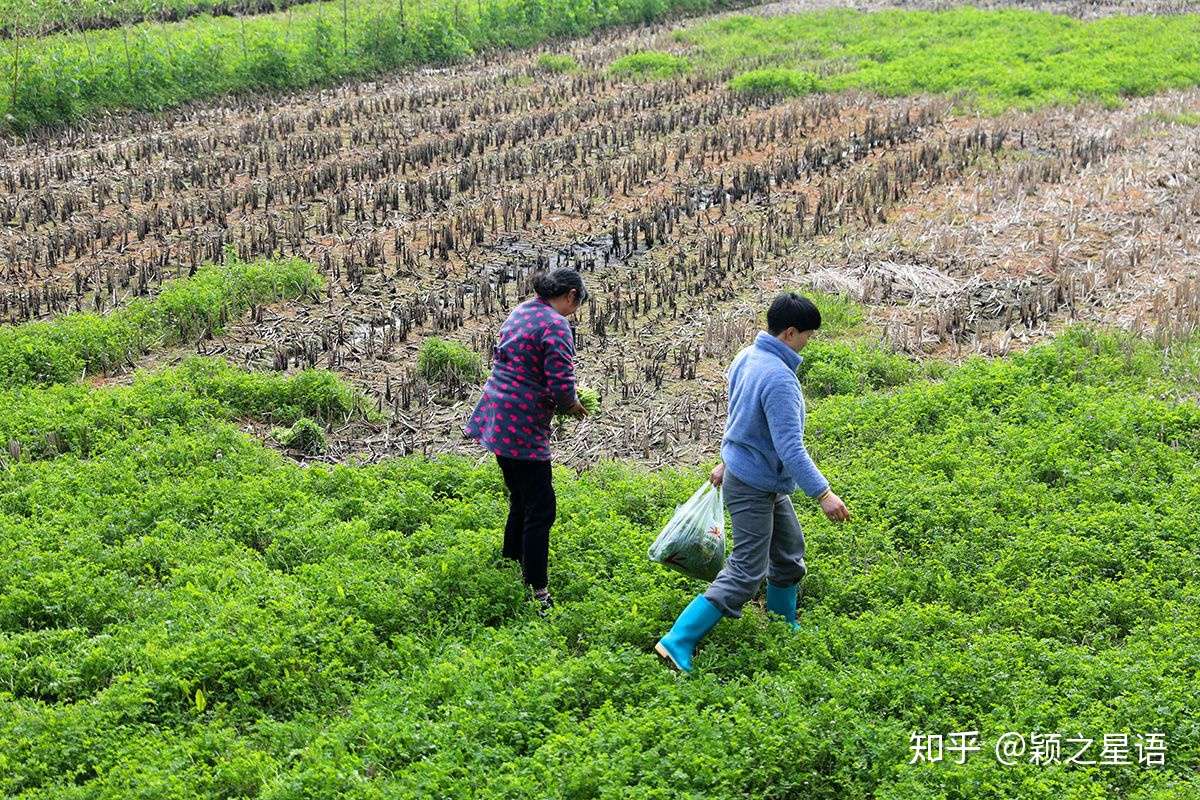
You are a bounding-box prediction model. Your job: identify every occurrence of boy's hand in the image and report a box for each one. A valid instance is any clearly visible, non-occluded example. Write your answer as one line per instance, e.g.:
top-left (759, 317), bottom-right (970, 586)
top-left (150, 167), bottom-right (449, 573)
top-left (709, 463), bottom-right (725, 487)
top-left (820, 490), bottom-right (850, 522)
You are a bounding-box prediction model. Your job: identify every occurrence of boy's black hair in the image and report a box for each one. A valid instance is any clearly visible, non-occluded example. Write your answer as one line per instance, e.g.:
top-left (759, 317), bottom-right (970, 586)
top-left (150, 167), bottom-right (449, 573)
top-left (533, 267), bottom-right (589, 303)
top-left (766, 292), bottom-right (821, 335)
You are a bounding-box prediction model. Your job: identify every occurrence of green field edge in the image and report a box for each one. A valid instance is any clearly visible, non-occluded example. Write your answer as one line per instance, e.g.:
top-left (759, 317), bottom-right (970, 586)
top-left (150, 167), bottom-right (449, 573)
top-left (0, 253), bottom-right (323, 388)
top-left (653, 8), bottom-right (1200, 115)
top-left (1, 0), bottom-right (323, 40)
top-left (0, 0), bottom-right (762, 135)
top-left (0, 319), bottom-right (1197, 796)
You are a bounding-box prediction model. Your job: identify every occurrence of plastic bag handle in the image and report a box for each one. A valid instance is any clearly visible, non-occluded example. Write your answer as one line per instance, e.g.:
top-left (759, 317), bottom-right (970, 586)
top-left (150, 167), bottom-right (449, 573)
top-left (703, 482), bottom-right (722, 514)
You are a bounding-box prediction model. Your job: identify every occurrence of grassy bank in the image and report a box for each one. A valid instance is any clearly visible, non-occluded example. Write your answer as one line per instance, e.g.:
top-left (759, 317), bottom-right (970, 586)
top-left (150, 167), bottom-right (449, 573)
top-left (1, 0), bottom-right (322, 39)
top-left (0, 256), bottom-right (321, 387)
top-left (0, 318), bottom-right (1197, 797)
top-left (0, 0), bottom-right (744, 133)
top-left (672, 8), bottom-right (1200, 112)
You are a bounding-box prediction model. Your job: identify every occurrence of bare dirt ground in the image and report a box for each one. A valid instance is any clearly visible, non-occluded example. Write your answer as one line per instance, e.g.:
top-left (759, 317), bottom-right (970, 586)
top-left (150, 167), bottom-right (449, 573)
top-left (2, 0), bottom-right (1199, 469)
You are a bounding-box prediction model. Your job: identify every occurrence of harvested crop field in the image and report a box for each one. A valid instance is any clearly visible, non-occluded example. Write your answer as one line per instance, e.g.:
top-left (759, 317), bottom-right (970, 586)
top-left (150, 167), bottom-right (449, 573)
top-left (6, 1), bottom-right (1199, 468)
top-left (0, 0), bottom-right (1195, 465)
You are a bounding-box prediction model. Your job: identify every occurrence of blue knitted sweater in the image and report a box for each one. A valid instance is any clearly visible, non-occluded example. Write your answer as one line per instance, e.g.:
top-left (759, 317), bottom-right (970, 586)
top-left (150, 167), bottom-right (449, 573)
top-left (720, 331), bottom-right (830, 497)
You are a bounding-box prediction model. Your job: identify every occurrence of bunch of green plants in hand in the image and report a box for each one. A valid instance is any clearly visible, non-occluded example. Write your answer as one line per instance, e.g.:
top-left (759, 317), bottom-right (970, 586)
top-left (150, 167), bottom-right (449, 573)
top-left (556, 385), bottom-right (599, 421)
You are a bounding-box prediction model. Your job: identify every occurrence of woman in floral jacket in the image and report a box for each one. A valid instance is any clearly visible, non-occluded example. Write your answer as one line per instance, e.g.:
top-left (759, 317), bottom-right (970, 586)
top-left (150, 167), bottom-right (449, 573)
top-left (464, 267), bottom-right (589, 613)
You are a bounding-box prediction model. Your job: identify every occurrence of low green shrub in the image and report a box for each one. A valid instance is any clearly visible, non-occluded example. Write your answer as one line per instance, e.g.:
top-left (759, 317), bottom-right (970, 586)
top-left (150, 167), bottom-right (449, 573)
top-left (536, 53), bottom-right (578, 73)
top-left (1, 324), bottom-right (1198, 796)
top-left (799, 339), bottom-right (921, 397)
top-left (417, 337), bottom-right (483, 383)
top-left (153, 254), bottom-right (322, 341)
top-left (802, 288), bottom-right (867, 337)
top-left (730, 67), bottom-right (821, 97)
top-left (1146, 110), bottom-right (1200, 127)
top-left (0, 256), bottom-right (322, 388)
top-left (609, 50), bottom-right (691, 80)
top-left (682, 8), bottom-right (1200, 113)
top-left (2, 0), bottom-right (743, 133)
top-left (2, 0), bottom-right (321, 37)
top-left (272, 417), bottom-right (329, 455)
top-left (0, 356), bottom-right (373, 462)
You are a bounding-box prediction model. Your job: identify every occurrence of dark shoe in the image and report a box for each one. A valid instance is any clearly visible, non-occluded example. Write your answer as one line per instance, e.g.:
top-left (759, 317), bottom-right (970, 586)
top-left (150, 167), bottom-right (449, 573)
top-left (532, 587), bottom-right (554, 616)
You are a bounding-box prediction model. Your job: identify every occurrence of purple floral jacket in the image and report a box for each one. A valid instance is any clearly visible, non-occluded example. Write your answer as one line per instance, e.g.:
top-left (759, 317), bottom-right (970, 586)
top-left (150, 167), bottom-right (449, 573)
top-left (464, 296), bottom-right (577, 461)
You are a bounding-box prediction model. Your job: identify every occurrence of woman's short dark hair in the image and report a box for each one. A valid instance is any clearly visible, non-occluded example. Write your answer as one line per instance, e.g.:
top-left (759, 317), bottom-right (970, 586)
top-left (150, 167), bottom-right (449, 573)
top-left (766, 292), bottom-right (821, 335)
top-left (533, 267), bottom-right (589, 303)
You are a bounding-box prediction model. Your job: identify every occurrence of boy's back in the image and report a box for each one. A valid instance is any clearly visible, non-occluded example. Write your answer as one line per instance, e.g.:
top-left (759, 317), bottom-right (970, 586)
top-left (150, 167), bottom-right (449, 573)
top-left (720, 331), bottom-right (829, 499)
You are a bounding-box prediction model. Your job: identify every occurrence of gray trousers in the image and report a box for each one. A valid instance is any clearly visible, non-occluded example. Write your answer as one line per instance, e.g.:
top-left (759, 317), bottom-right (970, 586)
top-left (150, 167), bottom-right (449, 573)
top-left (704, 468), bottom-right (808, 618)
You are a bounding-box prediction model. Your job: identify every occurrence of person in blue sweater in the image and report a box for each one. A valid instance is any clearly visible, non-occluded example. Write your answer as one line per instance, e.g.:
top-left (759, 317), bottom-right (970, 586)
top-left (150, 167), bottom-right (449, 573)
top-left (656, 292), bottom-right (851, 673)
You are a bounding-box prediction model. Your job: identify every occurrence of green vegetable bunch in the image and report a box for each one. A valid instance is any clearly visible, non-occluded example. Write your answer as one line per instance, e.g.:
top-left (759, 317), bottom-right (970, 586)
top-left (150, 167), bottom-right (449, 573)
top-left (556, 385), bottom-right (599, 421)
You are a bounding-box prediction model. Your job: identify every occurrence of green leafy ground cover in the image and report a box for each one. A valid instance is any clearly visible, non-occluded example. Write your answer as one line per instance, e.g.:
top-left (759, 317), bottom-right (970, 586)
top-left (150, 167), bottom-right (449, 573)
top-left (0, 301), bottom-right (1197, 796)
top-left (416, 337), bottom-right (484, 384)
top-left (0, 0), bottom-right (742, 133)
top-left (610, 50), bottom-right (691, 79)
top-left (673, 8), bottom-right (1200, 112)
top-left (790, 290), bottom-right (946, 398)
top-left (1, 0), bottom-right (322, 38)
top-left (0, 256), bottom-right (321, 388)
top-left (535, 52), bottom-right (579, 73)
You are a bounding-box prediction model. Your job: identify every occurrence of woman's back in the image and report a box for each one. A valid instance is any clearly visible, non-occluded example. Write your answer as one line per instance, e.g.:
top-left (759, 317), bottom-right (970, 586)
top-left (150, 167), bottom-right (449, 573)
top-left (466, 296), bottom-right (576, 461)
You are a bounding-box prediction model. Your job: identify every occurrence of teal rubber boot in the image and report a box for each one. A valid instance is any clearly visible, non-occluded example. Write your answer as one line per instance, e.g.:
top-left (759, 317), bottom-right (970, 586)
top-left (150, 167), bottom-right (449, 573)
top-left (655, 594), bottom-right (723, 674)
top-left (765, 581), bottom-right (801, 631)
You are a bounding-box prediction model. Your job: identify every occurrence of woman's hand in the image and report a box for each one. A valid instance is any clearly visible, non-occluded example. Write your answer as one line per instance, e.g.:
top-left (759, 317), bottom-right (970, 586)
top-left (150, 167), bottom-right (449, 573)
top-left (709, 463), bottom-right (725, 487)
top-left (819, 490), bottom-right (851, 523)
top-left (567, 400), bottom-right (589, 418)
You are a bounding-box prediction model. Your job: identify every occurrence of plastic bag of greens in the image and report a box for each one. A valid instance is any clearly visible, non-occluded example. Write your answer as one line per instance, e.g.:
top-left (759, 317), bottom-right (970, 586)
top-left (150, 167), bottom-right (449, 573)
top-left (649, 481), bottom-right (726, 582)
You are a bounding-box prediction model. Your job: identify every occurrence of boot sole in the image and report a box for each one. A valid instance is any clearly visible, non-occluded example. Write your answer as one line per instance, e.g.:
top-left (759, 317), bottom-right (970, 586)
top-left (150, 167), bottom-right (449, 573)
top-left (654, 641), bottom-right (685, 673)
